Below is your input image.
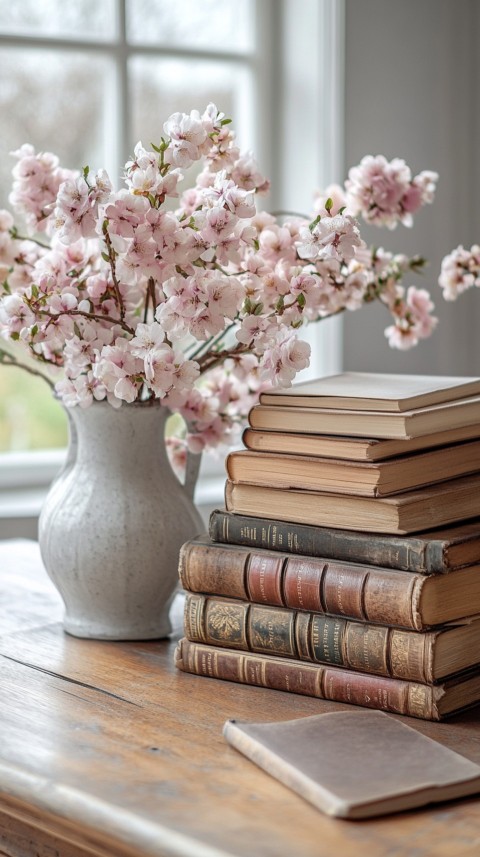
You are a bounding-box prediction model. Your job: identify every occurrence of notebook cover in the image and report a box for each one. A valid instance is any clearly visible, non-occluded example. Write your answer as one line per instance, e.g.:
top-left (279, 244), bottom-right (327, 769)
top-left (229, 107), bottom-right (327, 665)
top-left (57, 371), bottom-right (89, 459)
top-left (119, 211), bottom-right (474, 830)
top-left (223, 710), bottom-right (480, 818)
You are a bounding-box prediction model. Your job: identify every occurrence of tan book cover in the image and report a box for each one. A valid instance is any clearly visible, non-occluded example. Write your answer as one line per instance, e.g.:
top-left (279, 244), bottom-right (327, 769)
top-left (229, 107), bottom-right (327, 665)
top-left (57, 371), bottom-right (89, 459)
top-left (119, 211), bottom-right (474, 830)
top-left (260, 372), bottom-right (480, 412)
top-left (242, 423), bottom-right (480, 461)
top-left (226, 440), bottom-right (480, 497)
top-left (225, 472), bottom-right (480, 534)
top-left (223, 711), bottom-right (480, 818)
top-left (249, 396), bottom-right (480, 440)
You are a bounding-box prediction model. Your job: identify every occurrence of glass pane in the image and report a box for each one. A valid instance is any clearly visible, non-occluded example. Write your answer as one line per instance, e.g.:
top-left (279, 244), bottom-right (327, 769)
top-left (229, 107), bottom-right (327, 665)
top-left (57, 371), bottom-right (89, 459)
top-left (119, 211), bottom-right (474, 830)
top-left (0, 48), bottom-right (115, 452)
top-left (130, 56), bottom-right (255, 159)
top-left (0, 0), bottom-right (116, 40)
top-left (126, 0), bottom-right (254, 53)
top-left (0, 47), bottom-right (116, 220)
top-left (0, 362), bottom-right (67, 451)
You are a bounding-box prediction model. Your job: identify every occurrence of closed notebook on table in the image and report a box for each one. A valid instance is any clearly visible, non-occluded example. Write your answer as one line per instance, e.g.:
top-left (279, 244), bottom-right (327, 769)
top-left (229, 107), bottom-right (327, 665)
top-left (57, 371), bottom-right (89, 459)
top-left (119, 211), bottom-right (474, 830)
top-left (223, 710), bottom-right (480, 818)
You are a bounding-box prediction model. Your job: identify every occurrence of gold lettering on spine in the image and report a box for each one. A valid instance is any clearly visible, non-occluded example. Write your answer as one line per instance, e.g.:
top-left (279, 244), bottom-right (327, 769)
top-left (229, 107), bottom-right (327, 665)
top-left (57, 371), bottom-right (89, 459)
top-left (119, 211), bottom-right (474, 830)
top-left (408, 684), bottom-right (430, 718)
top-left (335, 568), bottom-right (346, 615)
top-left (296, 562), bottom-right (305, 608)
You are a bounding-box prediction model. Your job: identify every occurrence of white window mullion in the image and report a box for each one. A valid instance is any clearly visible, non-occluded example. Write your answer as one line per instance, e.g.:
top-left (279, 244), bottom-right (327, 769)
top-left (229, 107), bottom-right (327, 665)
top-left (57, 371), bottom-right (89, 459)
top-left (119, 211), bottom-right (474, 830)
top-left (278, 0), bottom-right (345, 379)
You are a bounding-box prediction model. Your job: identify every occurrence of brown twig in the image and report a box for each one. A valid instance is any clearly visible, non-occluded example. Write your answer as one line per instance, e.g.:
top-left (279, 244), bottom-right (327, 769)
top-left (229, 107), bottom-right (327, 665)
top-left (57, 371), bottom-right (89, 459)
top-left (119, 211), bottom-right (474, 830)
top-left (0, 347), bottom-right (55, 389)
top-left (102, 223), bottom-right (126, 321)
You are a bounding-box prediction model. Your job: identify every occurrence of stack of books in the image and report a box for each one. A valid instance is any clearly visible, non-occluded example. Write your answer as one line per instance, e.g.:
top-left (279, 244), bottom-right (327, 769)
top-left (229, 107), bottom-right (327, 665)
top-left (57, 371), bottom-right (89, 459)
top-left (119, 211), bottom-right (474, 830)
top-left (175, 373), bottom-right (480, 720)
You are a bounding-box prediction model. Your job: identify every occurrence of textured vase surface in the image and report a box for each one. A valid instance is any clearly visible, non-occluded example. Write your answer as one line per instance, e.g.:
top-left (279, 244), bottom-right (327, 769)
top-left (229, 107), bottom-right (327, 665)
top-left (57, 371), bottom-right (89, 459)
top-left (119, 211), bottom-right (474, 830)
top-left (38, 401), bottom-right (203, 640)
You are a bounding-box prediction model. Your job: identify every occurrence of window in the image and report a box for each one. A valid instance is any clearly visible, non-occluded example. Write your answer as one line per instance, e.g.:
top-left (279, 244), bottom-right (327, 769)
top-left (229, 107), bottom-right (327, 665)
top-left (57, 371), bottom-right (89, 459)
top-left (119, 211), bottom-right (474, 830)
top-left (0, 0), bottom-right (345, 519)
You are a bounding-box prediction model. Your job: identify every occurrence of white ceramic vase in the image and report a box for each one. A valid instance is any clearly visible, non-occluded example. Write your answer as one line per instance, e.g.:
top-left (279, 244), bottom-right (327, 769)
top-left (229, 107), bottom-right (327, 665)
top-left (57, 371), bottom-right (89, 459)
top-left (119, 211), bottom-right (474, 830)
top-left (38, 401), bottom-right (204, 640)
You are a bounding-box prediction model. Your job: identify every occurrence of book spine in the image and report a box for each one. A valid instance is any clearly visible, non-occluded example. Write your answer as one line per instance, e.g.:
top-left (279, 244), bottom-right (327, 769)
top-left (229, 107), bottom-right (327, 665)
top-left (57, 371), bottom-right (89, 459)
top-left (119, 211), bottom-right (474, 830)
top-left (209, 510), bottom-right (442, 573)
top-left (175, 638), bottom-right (439, 720)
top-left (181, 540), bottom-right (425, 630)
top-left (184, 594), bottom-right (434, 682)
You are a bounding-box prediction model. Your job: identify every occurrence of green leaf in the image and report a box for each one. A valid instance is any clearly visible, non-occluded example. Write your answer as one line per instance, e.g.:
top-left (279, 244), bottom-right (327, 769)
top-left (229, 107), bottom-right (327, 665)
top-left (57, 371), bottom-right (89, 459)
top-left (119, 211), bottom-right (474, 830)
top-left (297, 293), bottom-right (306, 307)
top-left (31, 284), bottom-right (39, 298)
top-left (101, 252), bottom-right (110, 263)
top-left (82, 165), bottom-right (90, 181)
top-left (325, 197), bottom-right (333, 213)
top-left (253, 238), bottom-right (260, 252)
top-left (151, 142), bottom-right (162, 153)
top-left (309, 215), bottom-right (321, 233)
top-left (253, 302), bottom-right (264, 316)
top-left (10, 331), bottom-right (19, 341)
top-left (30, 324), bottom-right (38, 337)
top-left (338, 206), bottom-right (346, 215)
top-left (220, 118), bottom-right (232, 126)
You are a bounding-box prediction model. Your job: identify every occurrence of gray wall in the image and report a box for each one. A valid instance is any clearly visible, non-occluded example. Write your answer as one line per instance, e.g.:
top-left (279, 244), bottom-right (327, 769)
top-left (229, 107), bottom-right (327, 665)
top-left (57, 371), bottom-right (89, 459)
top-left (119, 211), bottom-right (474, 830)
top-left (343, 0), bottom-right (480, 374)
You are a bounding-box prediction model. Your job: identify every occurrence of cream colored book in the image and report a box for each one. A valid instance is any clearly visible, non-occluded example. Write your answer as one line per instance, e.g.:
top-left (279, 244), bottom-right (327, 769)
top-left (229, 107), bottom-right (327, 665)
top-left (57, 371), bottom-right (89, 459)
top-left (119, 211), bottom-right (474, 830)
top-left (260, 372), bottom-right (480, 412)
top-left (226, 439), bottom-right (480, 497)
top-left (249, 395), bottom-right (480, 439)
top-left (225, 472), bottom-right (480, 534)
top-left (242, 423), bottom-right (480, 461)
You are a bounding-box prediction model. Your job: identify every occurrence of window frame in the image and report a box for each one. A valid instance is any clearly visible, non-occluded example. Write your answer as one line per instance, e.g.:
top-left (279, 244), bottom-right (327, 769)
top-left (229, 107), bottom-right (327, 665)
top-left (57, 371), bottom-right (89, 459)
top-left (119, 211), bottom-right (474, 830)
top-left (0, 0), bottom-right (346, 521)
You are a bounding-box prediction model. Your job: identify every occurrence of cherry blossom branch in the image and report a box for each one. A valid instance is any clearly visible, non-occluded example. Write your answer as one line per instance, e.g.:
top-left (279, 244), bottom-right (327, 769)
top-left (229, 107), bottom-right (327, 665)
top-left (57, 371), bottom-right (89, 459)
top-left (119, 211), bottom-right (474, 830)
top-left (187, 320), bottom-right (237, 362)
top-left (38, 308), bottom-right (135, 335)
top-left (102, 222), bottom-right (126, 321)
top-left (9, 227), bottom-right (50, 249)
top-left (0, 347), bottom-right (55, 389)
top-left (143, 277), bottom-right (156, 324)
top-left (271, 210), bottom-right (309, 221)
top-left (197, 342), bottom-right (248, 374)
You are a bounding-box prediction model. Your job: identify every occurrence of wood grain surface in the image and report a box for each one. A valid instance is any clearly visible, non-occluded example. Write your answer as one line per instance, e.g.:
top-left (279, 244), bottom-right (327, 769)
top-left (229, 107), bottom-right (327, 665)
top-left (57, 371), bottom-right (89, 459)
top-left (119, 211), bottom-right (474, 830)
top-left (1, 539), bottom-right (480, 857)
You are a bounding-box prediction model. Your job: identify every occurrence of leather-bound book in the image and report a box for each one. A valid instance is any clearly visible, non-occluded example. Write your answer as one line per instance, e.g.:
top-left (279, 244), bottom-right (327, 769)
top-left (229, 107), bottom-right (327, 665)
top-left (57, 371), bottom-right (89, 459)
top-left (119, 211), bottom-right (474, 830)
top-left (179, 537), bottom-right (480, 630)
top-left (209, 511), bottom-right (480, 573)
top-left (184, 592), bottom-right (480, 682)
top-left (223, 710), bottom-right (480, 818)
top-left (175, 638), bottom-right (480, 720)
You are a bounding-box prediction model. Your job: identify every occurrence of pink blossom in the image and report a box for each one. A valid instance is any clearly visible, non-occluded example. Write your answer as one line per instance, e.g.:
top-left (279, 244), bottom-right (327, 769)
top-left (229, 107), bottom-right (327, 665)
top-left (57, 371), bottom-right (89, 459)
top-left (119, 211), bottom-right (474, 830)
top-left (164, 110), bottom-right (208, 168)
top-left (298, 214), bottom-right (363, 263)
top-left (104, 191), bottom-right (149, 238)
top-left (439, 245), bottom-right (480, 300)
top-left (345, 155), bottom-right (437, 229)
top-left (230, 153), bottom-right (270, 193)
top-left (261, 335), bottom-right (311, 386)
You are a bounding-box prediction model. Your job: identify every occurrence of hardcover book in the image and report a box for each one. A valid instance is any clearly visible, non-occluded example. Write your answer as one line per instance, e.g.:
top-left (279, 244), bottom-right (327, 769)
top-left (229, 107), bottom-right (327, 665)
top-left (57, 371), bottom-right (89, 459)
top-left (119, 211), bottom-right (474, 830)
top-left (209, 511), bottom-right (480, 573)
top-left (225, 473), bottom-right (480, 534)
top-left (175, 638), bottom-right (480, 720)
top-left (179, 537), bottom-right (480, 630)
top-left (248, 396), bottom-right (480, 439)
top-left (226, 440), bottom-right (480, 497)
top-left (242, 423), bottom-right (480, 461)
top-left (184, 592), bottom-right (480, 682)
top-left (258, 372), bottom-right (480, 412)
top-left (223, 711), bottom-right (480, 818)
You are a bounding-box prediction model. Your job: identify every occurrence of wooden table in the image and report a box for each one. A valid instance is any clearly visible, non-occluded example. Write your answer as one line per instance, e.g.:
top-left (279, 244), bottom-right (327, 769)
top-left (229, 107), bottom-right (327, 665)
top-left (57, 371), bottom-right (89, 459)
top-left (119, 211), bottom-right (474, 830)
top-left (2, 541), bottom-right (480, 857)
